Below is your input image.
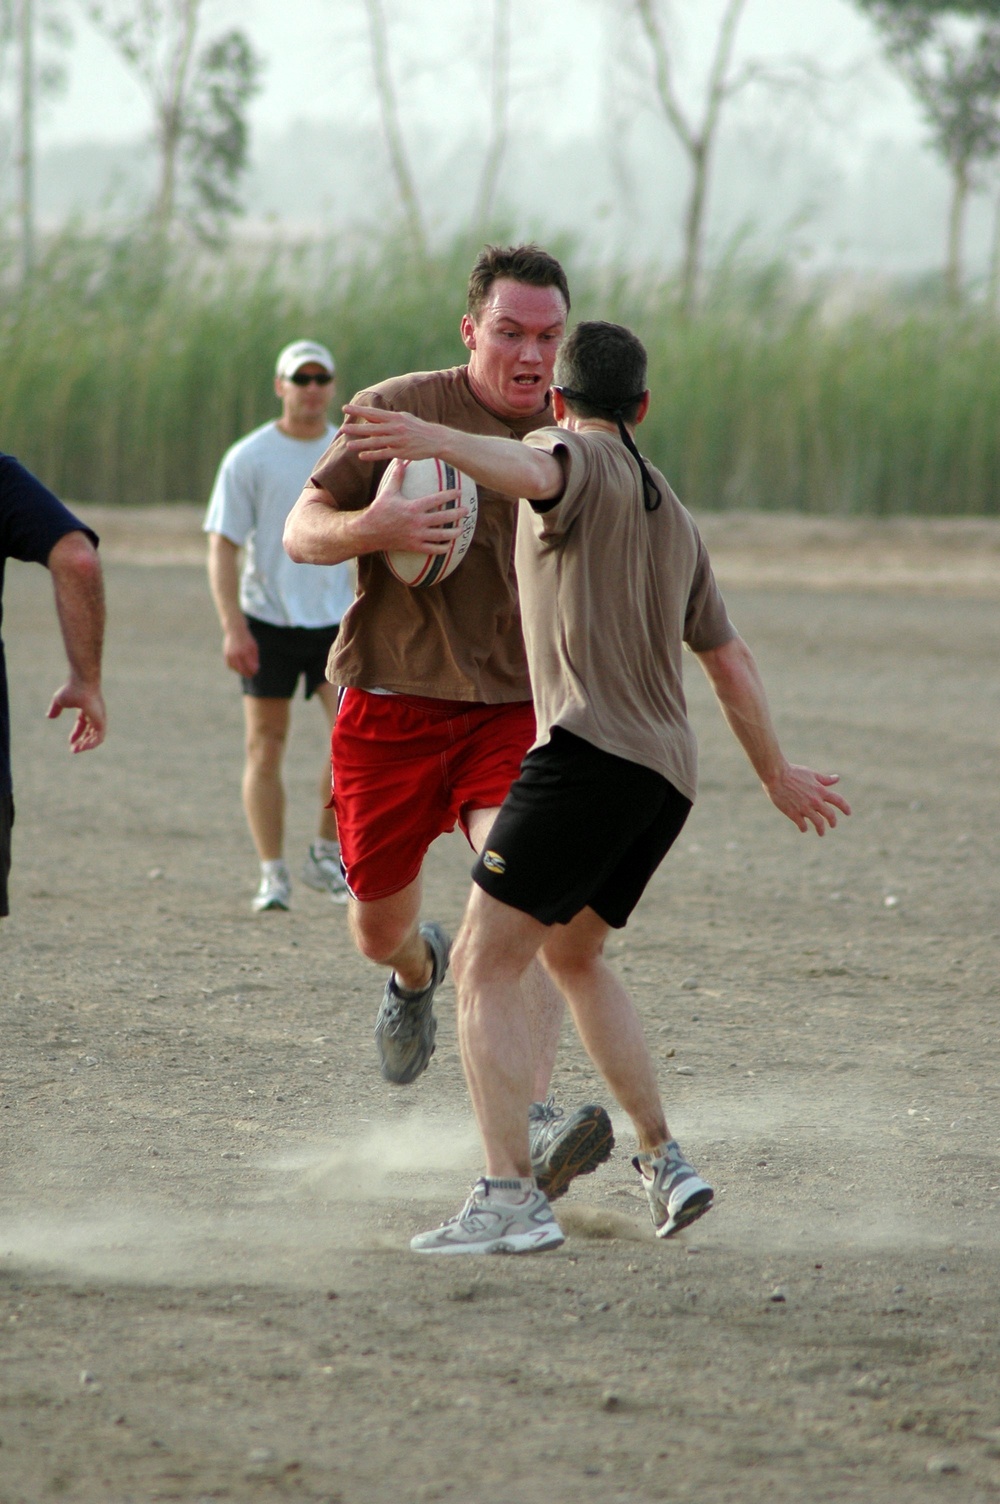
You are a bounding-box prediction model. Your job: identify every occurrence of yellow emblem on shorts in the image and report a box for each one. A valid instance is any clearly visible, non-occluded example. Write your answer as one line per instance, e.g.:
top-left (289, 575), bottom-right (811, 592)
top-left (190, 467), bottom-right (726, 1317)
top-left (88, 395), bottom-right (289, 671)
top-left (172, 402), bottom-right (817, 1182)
top-left (482, 850), bottom-right (506, 875)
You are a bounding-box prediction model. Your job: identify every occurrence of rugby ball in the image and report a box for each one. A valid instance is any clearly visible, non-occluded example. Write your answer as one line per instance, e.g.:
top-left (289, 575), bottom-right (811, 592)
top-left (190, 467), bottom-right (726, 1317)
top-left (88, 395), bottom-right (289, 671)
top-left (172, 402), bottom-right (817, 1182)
top-left (380, 457), bottom-right (478, 588)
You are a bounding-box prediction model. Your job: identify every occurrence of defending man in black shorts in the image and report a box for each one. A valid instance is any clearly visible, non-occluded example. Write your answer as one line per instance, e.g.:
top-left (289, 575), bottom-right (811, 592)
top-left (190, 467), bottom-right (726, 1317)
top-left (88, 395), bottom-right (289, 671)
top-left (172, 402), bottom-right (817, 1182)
top-left (344, 320), bottom-right (851, 1255)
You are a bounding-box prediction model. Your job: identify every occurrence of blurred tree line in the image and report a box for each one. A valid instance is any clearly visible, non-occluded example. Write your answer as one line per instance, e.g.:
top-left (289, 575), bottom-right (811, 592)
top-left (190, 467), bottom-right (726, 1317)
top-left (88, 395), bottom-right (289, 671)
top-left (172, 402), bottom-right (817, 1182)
top-left (1, 1), bottom-right (1000, 513)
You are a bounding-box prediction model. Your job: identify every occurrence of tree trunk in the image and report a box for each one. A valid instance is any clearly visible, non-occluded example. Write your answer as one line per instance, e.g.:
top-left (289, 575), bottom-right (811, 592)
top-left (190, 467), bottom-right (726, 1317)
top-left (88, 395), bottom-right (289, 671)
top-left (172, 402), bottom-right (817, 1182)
top-left (364, 0), bottom-right (427, 259)
top-left (988, 185), bottom-right (1000, 314)
top-left (680, 139), bottom-right (709, 312)
top-left (16, 0), bottom-right (34, 281)
top-left (633, 0), bottom-right (748, 312)
top-left (945, 157), bottom-right (969, 301)
top-left (152, 0), bottom-right (201, 236)
top-left (473, 0), bottom-right (511, 231)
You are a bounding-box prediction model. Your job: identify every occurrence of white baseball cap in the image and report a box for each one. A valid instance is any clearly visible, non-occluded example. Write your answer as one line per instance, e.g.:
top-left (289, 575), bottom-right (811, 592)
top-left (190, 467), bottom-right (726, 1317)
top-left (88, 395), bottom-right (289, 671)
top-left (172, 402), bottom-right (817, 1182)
top-left (275, 339), bottom-right (336, 379)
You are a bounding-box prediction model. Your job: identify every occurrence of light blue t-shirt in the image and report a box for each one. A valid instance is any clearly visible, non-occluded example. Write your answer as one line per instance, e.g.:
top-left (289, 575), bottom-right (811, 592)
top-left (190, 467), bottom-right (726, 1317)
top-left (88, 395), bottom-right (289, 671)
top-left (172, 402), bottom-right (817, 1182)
top-left (203, 421), bottom-right (354, 628)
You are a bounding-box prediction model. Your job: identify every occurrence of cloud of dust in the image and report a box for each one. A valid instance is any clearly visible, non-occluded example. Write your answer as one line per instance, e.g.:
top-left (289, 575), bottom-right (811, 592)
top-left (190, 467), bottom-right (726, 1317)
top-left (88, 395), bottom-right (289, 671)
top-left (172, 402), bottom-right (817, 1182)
top-left (272, 1112), bottom-right (482, 1201)
top-left (0, 1115), bottom-right (482, 1287)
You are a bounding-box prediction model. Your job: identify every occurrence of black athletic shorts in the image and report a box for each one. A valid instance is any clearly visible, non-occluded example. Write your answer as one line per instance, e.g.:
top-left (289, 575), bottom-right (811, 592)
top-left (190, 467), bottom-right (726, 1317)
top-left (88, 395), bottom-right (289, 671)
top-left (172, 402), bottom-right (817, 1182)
top-left (0, 790), bottom-right (13, 919)
top-left (472, 727), bottom-right (692, 929)
top-left (241, 616), bottom-right (340, 700)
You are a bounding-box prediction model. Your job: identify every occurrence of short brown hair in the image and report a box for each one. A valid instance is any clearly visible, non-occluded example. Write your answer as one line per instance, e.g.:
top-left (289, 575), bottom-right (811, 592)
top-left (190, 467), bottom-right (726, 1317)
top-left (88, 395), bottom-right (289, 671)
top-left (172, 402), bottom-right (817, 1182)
top-left (466, 244), bottom-right (571, 321)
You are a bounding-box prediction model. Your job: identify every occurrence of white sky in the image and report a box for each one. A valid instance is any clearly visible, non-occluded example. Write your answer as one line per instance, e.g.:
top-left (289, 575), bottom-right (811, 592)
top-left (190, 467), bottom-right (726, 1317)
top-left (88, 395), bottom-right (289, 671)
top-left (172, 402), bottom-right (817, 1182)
top-left (42, 0), bottom-right (923, 151)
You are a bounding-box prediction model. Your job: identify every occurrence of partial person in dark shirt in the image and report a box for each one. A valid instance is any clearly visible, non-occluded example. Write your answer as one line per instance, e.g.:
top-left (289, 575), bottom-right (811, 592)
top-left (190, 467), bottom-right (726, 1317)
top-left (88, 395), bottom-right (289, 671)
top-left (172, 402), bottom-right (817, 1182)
top-left (0, 455), bottom-right (106, 918)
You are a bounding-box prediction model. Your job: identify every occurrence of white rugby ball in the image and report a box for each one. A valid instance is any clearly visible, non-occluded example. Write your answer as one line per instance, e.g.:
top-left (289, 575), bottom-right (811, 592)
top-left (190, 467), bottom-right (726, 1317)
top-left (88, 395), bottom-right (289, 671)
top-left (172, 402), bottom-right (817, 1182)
top-left (380, 457), bottom-right (478, 588)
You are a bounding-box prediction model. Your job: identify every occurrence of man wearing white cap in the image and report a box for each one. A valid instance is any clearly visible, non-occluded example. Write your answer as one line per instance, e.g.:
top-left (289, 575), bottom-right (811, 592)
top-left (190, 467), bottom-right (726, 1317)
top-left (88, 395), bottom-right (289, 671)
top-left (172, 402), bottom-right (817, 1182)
top-left (205, 340), bottom-right (355, 912)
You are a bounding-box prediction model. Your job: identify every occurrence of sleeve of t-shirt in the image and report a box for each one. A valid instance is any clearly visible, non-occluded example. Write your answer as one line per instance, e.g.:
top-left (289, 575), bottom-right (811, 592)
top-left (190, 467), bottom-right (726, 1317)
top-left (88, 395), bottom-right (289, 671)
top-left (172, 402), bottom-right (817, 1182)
top-left (309, 389), bottom-right (390, 513)
top-left (520, 428), bottom-right (586, 532)
top-left (203, 442), bottom-right (256, 544)
top-left (684, 535), bottom-right (737, 653)
top-left (0, 455), bottom-right (98, 564)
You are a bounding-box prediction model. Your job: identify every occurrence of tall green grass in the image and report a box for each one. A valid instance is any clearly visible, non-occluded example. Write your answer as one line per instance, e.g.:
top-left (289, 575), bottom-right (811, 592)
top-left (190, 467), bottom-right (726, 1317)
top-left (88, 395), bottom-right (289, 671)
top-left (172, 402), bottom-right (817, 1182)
top-left (1, 230), bottom-right (998, 514)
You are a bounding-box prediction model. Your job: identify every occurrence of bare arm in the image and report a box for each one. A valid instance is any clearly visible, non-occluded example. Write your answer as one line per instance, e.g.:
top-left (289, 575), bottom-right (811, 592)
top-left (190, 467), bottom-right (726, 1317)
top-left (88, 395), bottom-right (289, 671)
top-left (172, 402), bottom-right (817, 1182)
top-left (340, 402), bottom-right (565, 501)
top-left (284, 471), bottom-right (477, 565)
top-left (695, 634), bottom-right (850, 835)
top-left (45, 531), bottom-right (107, 752)
top-left (206, 532), bottom-right (259, 677)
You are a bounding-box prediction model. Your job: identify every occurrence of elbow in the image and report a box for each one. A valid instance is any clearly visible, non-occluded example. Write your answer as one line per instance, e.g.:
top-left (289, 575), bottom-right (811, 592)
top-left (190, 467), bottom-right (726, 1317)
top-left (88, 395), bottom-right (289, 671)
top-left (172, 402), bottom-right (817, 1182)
top-left (282, 516), bottom-right (307, 563)
top-left (48, 531), bottom-right (102, 581)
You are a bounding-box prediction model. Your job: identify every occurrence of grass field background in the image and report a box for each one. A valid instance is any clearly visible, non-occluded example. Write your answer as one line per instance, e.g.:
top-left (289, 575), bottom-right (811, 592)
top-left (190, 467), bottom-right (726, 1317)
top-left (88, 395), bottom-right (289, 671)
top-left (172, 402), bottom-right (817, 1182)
top-left (2, 229), bottom-right (998, 516)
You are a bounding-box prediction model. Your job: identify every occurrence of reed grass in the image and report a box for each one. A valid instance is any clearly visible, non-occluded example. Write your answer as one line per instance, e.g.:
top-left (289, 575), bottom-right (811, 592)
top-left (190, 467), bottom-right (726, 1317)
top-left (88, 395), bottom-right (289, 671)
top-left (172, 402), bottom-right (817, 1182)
top-left (1, 229), bottom-right (998, 515)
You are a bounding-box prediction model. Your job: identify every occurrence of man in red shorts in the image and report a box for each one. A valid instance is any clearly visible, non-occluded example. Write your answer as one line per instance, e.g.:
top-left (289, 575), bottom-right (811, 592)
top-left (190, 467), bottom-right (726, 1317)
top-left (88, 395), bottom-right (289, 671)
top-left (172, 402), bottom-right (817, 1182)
top-left (283, 244), bottom-right (613, 1200)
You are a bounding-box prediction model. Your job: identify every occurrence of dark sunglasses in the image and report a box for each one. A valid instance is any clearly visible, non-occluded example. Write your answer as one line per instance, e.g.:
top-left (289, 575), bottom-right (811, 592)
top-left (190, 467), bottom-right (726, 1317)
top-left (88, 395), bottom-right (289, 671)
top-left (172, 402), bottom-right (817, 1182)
top-left (287, 371), bottom-right (334, 386)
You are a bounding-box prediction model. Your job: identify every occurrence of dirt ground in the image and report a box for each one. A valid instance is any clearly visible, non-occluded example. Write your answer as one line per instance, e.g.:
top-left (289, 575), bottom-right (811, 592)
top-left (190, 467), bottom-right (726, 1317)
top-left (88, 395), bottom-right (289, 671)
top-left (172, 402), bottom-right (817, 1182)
top-left (1, 508), bottom-right (998, 1504)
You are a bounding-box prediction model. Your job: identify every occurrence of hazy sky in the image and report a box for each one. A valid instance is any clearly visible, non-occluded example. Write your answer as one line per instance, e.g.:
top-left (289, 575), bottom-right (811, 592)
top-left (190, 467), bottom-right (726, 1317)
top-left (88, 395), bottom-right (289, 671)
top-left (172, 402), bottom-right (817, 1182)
top-left (33, 0), bottom-right (989, 276)
top-left (44, 0), bottom-right (922, 151)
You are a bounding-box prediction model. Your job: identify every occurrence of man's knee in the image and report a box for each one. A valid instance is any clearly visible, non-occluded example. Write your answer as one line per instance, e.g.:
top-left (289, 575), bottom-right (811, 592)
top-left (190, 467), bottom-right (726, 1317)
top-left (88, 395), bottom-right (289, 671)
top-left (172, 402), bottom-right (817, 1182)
top-left (542, 926), bottom-right (605, 987)
top-left (349, 901), bottom-right (413, 967)
top-left (245, 723), bottom-right (288, 774)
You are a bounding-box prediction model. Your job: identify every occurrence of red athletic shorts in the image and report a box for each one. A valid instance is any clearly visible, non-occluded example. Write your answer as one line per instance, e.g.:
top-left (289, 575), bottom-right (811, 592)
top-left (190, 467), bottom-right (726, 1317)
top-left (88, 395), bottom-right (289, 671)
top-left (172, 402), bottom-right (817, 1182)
top-left (331, 689), bottom-right (536, 902)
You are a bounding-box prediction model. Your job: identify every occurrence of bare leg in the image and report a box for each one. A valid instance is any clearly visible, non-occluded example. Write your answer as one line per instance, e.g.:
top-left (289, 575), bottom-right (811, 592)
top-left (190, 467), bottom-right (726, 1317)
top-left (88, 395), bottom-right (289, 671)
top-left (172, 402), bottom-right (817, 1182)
top-left (313, 682), bottom-right (340, 844)
top-left (542, 908), bottom-right (669, 1153)
top-left (466, 806), bottom-right (564, 1100)
top-left (451, 885), bottom-right (548, 1177)
top-left (242, 696), bottom-right (290, 861)
top-left (349, 878), bottom-right (433, 992)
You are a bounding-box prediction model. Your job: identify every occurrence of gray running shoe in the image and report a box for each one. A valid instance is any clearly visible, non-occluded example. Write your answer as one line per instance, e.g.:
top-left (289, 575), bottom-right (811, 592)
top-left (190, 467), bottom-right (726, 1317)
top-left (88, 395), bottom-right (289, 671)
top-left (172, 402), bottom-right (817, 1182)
top-left (633, 1138), bottom-right (714, 1238)
top-left (529, 1098), bottom-right (615, 1201)
top-left (301, 843), bottom-right (350, 904)
top-left (374, 921), bottom-right (450, 1085)
top-left (411, 1177), bottom-right (565, 1256)
top-left (252, 865), bottom-right (291, 913)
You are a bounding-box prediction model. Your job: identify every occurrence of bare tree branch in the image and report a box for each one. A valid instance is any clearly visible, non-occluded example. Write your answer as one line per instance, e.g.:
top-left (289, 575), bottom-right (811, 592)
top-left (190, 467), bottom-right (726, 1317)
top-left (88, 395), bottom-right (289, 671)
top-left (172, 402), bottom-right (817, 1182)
top-left (362, 0), bottom-right (427, 258)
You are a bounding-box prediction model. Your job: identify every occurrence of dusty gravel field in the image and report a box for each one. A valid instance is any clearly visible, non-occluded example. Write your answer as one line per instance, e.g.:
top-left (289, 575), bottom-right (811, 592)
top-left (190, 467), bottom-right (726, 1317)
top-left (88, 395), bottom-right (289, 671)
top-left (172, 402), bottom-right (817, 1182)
top-left (1, 508), bottom-right (998, 1504)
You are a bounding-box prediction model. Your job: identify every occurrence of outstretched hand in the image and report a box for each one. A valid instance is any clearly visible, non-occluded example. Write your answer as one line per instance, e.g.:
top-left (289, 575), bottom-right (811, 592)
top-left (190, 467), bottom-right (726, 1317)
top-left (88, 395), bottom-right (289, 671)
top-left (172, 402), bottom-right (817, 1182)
top-left (366, 458), bottom-right (467, 555)
top-left (47, 678), bottom-right (107, 753)
top-left (341, 403), bottom-right (445, 464)
top-left (764, 766), bottom-right (850, 835)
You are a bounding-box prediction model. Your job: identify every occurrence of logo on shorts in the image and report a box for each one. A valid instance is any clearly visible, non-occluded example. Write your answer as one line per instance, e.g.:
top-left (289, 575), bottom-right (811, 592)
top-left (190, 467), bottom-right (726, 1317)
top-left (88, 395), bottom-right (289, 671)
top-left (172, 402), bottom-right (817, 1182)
top-left (482, 849), bottom-right (506, 876)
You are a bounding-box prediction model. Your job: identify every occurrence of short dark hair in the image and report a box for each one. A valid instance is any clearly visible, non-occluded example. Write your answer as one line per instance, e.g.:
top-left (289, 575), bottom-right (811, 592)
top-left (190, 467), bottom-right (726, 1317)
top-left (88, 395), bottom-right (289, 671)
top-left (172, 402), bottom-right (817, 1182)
top-left (554, 322), bottom-right (648, 425)
top-left (466, 244), bottom-right (571, 321)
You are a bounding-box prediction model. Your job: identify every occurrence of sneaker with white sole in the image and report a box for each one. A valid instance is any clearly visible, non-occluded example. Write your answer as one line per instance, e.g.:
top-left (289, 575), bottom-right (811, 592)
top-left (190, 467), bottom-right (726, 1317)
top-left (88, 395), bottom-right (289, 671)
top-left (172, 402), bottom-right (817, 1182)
top-left (252, 865), bottom-right (291, 913)
top-left (633, 1139), bottom-right (714, 1238)
top-left (374, 921), bottom-right (450, 1085)
top-left (411, 1178), bottom-right (565, 1256)
top-left (529, 1098), bottom-right (615, 1201)
top-left (301, 843), bottom-right (350, 904)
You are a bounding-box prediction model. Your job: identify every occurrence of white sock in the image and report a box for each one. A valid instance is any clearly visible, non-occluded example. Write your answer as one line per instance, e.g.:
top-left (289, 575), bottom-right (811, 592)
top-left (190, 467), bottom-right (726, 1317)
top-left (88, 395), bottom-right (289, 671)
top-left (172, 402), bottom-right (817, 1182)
top-left (312, 838), bottom-right (340, 860)
top-left (483, 1176), bottom-right (537, 1205)
top-left (261, 858), bottom-right (288, 878)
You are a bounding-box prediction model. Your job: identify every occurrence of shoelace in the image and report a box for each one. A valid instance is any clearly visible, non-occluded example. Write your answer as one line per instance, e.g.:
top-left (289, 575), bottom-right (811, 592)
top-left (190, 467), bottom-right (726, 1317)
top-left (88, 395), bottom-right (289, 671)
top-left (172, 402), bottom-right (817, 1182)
top-left (532, 1096), bottom-right (563, 1124)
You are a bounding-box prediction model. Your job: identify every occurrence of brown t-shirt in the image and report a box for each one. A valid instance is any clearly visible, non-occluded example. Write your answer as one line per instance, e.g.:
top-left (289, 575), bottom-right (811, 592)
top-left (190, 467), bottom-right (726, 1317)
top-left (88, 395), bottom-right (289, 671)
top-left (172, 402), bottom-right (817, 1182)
top-left (518, 427), bottom-right (736, 802)
top-left (311, 366), bottom-right (552, 701)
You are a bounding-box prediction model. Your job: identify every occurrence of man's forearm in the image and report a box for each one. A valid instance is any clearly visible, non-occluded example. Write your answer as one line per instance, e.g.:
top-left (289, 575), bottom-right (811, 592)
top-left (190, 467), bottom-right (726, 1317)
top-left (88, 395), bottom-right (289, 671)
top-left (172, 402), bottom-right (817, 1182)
top-left (283, 486), bottom-right (372, 564)
top-left (207, 533), bottom-right (246, 630)
top-left (47, 532), bottom-right (105, 689)
top-left (696, 635), bottom-right (785, 788)
top-left (433, 429), bottom-right (563, 501)
top-left (340, 404), bottom-right (564, 501)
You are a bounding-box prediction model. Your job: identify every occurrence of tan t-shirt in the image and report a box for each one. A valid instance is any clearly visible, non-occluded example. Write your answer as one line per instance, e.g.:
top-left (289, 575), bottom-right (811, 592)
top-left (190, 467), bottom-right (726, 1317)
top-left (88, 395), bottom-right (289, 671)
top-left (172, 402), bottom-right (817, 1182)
top-left (518, 427), bottom-right (736, 801)
top-left (311, 366), bottom-right (552, 702)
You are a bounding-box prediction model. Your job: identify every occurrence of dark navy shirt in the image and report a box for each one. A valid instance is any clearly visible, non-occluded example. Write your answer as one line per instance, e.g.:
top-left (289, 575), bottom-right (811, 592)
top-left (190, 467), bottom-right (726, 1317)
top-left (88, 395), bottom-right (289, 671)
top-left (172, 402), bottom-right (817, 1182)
top-left (0, 455), bottom-right (98, 795)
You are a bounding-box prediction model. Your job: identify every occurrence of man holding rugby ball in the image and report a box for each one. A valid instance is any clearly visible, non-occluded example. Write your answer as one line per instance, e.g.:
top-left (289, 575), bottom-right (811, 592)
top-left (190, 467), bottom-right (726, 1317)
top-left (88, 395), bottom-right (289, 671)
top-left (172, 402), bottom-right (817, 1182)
top-left (283, 245), bottom-right (614, 1204)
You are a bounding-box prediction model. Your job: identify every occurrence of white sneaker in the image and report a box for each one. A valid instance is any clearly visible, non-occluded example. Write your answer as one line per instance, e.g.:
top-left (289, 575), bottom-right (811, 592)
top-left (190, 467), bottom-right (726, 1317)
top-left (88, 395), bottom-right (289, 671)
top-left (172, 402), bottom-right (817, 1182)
top-left (633, 1139), bottom-right (714, 1238)
top-left (411, 1178), bottom-right (565, 1256)
top-left (301, 843), bottom-right (349, 904)
top-left (252, 865), bottom-right (291, 913)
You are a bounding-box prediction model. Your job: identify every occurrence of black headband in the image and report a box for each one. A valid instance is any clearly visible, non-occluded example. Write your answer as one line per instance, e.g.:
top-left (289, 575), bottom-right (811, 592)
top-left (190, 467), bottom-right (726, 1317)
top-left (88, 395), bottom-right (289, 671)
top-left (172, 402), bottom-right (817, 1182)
top-left (552, 386), bottom-right (662, 512)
